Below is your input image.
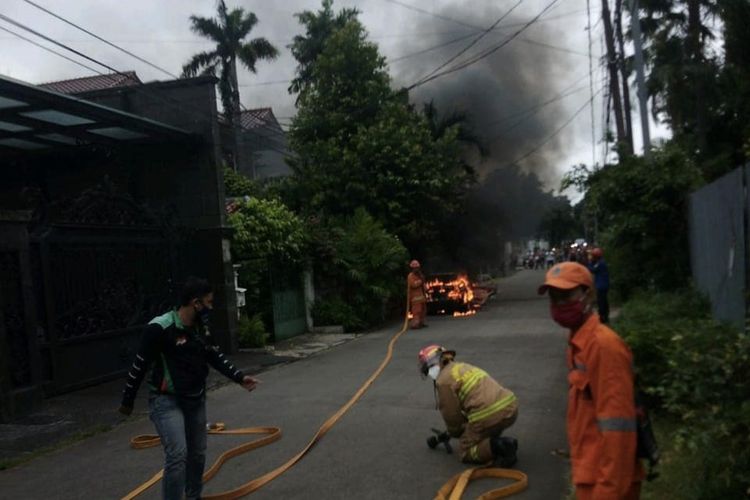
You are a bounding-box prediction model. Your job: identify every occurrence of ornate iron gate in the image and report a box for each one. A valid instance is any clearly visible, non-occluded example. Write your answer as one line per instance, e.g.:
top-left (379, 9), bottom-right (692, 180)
top-left (27, 184), bottom-right (177, 394)
top-left (31, 226), bottom-right (175, 393)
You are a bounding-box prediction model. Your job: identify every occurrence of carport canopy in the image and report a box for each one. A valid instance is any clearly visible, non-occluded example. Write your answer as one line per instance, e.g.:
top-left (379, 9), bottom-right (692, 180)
top-left (0, 74), bottom-right (191, 153)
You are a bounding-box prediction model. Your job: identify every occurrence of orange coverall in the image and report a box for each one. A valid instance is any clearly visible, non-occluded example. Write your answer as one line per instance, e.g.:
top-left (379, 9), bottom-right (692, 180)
top-left (408, 271), bottom-right (426, 328)
top-left (567, 314), bottom-right (644, 499)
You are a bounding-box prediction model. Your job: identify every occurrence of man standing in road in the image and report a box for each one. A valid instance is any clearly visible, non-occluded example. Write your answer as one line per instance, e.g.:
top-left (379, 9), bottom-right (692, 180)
top-left (539, 262), bottom-right (643, 499)
top-left (119, 277), bottom-right (259, 500)
top-left (418, 345), bottom-right (519, 466)
top-left (588, 247), bottom-right (610, 323)
top-left (408, 260), bottom-right (428, 329)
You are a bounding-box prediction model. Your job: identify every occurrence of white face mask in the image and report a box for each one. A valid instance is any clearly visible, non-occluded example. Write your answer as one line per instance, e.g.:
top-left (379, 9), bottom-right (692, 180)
top-left (427, 365), bottom-right (441, 380)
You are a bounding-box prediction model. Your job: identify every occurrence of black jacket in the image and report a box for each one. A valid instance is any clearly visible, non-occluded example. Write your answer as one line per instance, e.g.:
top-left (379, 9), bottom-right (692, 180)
top-left (121, 309), bottom-right (244, 408)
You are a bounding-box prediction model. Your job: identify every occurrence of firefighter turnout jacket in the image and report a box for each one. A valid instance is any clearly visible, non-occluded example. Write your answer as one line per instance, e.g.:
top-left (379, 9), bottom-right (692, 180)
top-left (567, 314), bottom-right (644, 497)
top-left (436, 361), bottom-right (518, 461)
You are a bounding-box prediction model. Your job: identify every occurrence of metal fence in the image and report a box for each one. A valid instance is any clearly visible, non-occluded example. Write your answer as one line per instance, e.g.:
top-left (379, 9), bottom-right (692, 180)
top-left (689, 166), bottom-right (747, 329)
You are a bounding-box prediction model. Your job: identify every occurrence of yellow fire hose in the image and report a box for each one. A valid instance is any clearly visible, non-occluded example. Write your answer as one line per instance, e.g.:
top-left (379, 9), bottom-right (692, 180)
top-left (123, 286), bottom-right (528, 499)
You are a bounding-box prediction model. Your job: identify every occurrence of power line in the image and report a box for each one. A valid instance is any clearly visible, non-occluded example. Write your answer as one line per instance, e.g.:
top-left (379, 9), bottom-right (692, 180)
top-left (21, 0), bottom-right (179, 79)
top-left (414, 0), bottom-right (524, 83)
top-left (503, 86), bottom-right (604, 168)
top-left (382, 0), bottom-right (594, 32)
top-left (0, 13), bottom-right (290, 155)
top-left (381, 0), bottom-right (480, 29)
top-left (488, 82), bottom-right (594, 138)
top-left (0, 25), bottom-right (100, 74)
top-left (407, 0), bottom-right (563, 90)
top-left (11, 2), bottom-right (288, 141)
top-left (389, 32), bottom-right (478, 63)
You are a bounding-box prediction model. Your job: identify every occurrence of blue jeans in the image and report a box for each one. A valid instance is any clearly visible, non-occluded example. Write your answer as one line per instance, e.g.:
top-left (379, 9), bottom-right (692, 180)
top-left (149, 393), bottom-right (207, 500)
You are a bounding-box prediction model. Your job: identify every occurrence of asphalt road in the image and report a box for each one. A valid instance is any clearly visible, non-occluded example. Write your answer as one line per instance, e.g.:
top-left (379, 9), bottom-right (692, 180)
top-left (0, 269), bottom-right (569, 499)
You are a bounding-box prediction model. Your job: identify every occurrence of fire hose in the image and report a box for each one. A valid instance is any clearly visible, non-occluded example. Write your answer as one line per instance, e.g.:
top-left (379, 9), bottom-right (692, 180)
top-left (123, 283), bottom-right (528, 499)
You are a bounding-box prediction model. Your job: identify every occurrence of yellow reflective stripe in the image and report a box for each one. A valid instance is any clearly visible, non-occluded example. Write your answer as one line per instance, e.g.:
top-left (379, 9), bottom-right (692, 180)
top-left (467, 394), bottom-right (516, 423)
top-left (458, 371), bottom-right (487, 401)
top-left (469, 444), bottom-right (480, 461)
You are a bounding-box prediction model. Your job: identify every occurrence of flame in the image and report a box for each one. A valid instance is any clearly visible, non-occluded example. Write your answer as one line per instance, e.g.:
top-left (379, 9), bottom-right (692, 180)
top-left (425, 275), bottom-right (475, 304)
top-left (453, 310), bottom-right (477, 317)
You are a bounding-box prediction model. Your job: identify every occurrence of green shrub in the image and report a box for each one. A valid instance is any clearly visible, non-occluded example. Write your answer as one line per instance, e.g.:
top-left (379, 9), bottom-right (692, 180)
top-left (311, 209), bottom-right (408, 330)
top-left (237, 312), bottom-right (269, 348)
top-left (614, 289), bottom-right (750, 497)
top-left (570, 145), bottom-right (703, 298)
top-left (311, 297), bottom-right (365, 332)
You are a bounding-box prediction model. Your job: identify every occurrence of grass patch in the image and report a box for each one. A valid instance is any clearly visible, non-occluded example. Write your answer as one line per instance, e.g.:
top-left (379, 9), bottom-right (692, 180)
top-left (0, 424), bottom-right (112, 471)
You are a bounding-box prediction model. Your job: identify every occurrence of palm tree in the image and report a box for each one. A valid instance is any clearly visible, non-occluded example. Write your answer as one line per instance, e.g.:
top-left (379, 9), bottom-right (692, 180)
top-left (182, 1), bottom-right (278, 170)
top-left (289, 0), bottom-right (360, 97)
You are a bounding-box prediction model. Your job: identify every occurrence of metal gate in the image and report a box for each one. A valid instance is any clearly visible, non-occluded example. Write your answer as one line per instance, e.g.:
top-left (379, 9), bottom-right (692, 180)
top-left (270, 266), bottom-right (306, 341)
top-left (30, 225), bottom-right (174, 394)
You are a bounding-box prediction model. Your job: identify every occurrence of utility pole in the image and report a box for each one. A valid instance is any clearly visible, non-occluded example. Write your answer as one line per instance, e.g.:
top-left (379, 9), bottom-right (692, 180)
top-left (601, 0), bottom-right (627, 155)
top-left (629, 0), bottom-right (651, 156)
top-left (615, 0), bottom-right (634, 154)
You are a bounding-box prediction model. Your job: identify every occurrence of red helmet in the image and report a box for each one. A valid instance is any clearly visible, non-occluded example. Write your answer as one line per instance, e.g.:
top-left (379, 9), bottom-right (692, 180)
top-left (417, 345), bottom-right (455, 376)
top-left (409, 260), bottom-right (421, 269)
top-left (591, 247), bottom-right (603, 258)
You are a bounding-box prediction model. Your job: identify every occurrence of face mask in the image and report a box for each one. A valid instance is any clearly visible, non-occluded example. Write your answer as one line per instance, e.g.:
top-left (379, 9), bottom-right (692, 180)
top-left (550, 299), bottom-right (587, 329)
top-left (427, 365), bottom-right (441, 380)
top-left (195, 302), bottom-right (212, 328)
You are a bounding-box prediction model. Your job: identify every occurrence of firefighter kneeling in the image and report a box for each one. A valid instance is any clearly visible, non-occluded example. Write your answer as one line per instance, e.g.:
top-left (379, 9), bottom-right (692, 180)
top-left (418, 345), bottom-right (519, 466)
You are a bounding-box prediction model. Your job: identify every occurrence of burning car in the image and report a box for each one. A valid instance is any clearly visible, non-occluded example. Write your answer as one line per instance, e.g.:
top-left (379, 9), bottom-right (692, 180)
top-left (425, 273), bottom-right (476, 316)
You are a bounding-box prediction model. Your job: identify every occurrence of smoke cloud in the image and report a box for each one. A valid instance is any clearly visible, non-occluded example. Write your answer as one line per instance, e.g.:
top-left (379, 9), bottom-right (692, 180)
top-left (390, 1), bottom-right (579, 182)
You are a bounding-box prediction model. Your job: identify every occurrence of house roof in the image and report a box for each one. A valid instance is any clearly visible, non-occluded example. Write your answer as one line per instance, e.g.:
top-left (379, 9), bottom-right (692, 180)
top-left (38, 71), bottom-right (141, 95)
top-left (0, 74), bottom-right (190, 154)
top-left (240, 107), bottom-right (282, 132)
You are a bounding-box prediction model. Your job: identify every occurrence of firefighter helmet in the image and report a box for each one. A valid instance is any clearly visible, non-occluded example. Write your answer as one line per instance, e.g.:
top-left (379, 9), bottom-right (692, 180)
top-left (591, 247), bottom-right (603, 258)
top-left (418, 344), bottom-right (455, 376)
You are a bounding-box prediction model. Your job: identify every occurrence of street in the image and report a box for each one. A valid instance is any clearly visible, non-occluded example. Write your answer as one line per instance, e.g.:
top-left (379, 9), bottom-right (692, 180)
top-left (0, 270), bottom-right (569, 499)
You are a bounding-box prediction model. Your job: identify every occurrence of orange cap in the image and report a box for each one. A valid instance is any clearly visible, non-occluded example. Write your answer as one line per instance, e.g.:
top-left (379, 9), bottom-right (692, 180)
top-left (538, 262), bottom-right (593, 295)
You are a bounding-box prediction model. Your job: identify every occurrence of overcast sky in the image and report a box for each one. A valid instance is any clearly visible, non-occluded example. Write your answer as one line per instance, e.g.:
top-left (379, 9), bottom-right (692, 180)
top-left (0, 0), bottom-right (668, 191)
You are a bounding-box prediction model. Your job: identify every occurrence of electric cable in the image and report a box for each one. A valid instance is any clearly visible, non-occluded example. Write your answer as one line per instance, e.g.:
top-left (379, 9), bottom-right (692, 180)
top-left (406, 0), bottom-right (563, 90)
top-left (0, 24), bottom-right (100, 74)
top-left (502, 86), bottom-right (604, 168)
top-left (415, 0), bottom-right (524, 83)
top-left (21, 0), bottom-right (180, 79)
top-left (8, 4), bottom-right (289, 142)
top-left (0, 17), bottom-right (290, 152)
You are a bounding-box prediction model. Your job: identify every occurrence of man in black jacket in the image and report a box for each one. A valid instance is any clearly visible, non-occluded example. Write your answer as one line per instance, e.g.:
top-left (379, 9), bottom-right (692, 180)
top-left (119, 277), bottom-right (258, 500)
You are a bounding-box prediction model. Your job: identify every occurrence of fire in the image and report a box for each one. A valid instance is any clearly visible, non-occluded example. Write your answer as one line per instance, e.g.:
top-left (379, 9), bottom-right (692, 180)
top-left (425, 275), bottom-right (475, 305)
top-left (453, 310), bottom-right (477, 317)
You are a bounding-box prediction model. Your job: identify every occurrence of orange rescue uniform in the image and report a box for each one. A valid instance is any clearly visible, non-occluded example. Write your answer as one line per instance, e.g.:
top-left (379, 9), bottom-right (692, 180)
top-left (567, 314), bottom-right (644, 499)
top-left (408, 271), bottom-right (426, 328)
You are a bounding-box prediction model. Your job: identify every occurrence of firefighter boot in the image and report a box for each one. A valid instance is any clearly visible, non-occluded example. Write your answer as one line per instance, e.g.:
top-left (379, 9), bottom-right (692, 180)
top-left (490, 436), bottom-right (518, 468)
